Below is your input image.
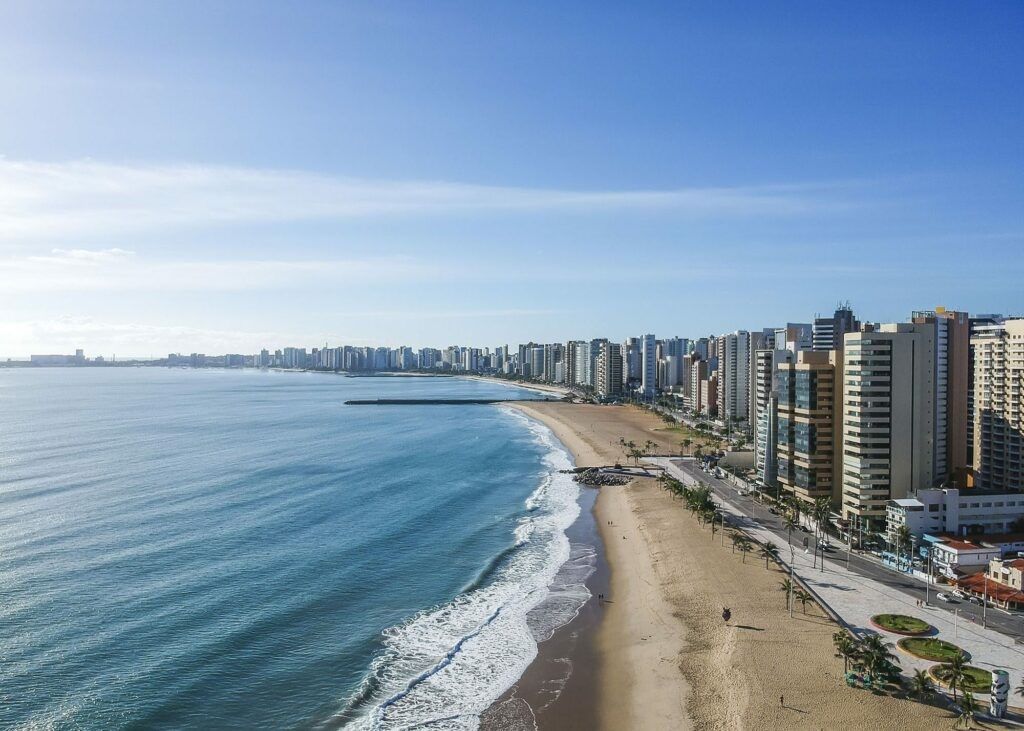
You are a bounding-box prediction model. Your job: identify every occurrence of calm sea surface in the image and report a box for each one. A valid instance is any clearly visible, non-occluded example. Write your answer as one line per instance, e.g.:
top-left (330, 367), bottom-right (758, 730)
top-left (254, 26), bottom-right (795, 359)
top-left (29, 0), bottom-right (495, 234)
top-left (0, 369), bottom-right (591, 729)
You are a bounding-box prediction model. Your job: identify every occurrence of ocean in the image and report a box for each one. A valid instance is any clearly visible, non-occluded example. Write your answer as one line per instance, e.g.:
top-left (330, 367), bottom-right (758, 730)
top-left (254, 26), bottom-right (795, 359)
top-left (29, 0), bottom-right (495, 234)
top-left (0, 368), bottom-right (594, 729)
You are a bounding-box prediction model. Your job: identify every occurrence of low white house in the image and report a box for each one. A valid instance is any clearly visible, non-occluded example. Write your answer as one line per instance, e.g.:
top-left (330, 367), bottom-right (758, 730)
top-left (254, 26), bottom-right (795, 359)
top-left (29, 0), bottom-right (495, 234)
top-left (886, 488), bottom-right (1024, 542)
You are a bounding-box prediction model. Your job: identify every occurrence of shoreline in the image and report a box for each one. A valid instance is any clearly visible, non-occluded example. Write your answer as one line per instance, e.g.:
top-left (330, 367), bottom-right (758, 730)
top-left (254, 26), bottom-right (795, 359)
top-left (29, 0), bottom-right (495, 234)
top-left (461, 375), bottom-right (571, 399)
top-left (504, 402), bottom-right (690, 730)
top-left (497, 401), bottom-right (962, 731)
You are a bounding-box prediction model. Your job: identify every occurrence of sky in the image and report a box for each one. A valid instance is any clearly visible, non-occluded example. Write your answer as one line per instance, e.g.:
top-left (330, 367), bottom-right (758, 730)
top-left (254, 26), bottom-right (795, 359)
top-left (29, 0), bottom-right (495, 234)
top-left (1, 1), bottom-right (1022, 357)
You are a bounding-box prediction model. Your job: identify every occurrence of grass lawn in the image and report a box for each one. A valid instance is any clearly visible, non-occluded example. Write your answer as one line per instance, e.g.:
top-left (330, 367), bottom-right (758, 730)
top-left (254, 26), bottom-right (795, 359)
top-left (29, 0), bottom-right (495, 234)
top-left (930, 664), bottom-right (992, 693)
top-left (871, 614), bottom-right (932, 635)
top-left (897, 637), bottom-right (966, 662)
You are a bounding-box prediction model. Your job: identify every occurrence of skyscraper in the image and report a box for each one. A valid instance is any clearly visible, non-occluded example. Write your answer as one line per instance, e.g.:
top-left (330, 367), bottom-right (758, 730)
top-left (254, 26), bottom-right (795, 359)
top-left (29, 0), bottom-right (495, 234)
top-left (911, 308), bottom-right (970, 485)
top-left (841, 324), bottom-right (936, 529)
top-left (775, 350), bottom-right (843, 505)
top-left (716, 331), bottom-right (750, 429)
top-left (971, 318), bottom-right (1024, 492)
top-left (813, 303), bottom-right (859, 352)
top-left (596, 342), bottom-right (624, 400)
top-left (641, 334), bottom-right (656, 399)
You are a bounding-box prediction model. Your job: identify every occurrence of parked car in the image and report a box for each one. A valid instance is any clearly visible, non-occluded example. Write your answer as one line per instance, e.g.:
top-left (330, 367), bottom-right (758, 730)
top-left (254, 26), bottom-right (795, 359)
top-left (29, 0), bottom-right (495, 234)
top-left (952, 589), bottom-right (967, 599)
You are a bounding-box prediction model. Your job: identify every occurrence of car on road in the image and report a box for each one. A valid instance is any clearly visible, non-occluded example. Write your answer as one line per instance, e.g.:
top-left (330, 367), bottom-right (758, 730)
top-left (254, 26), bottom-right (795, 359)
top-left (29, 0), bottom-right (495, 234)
top-left (936, 592), bottom-right (958, 603)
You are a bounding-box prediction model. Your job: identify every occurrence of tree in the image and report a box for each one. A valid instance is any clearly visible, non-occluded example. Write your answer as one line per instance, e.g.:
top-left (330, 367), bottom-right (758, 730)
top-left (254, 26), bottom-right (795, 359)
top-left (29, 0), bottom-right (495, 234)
top-left (783, 513), bottom-right (798, 546)
top-left (895, 524), bottom-right (912, 568)
top-left (945, 653), bottom-right (968, 704)
top-left (759, 543), bottom-right (780, 570)
top-left (778, 578), bottom-right (794, 608)
top-left (832, 631), bottom-right (858, 674)
top-left (680, 438), bottom-right (692, 456)
top-left (857, 634), bottom-right (900, 684)
top-left (909, 668), bottom-right (933, 701)
top-left (734, 535), bottom-right (753, 563)
top-left (794, 588), bottom-right (813, 614)
top-left (956, 690), bottom-right (978, 730)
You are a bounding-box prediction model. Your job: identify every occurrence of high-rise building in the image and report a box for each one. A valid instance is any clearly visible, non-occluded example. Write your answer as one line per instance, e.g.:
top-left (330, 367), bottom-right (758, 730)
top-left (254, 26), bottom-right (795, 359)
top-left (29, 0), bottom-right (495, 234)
top-left (813, 303), bottom-right (859, 352)
top-left (564, 341), bottom-right (581, 386)
top-left (640, 334), bottom-right (656, 399)
top-left (753, 346), bottom-right (795, 487)
top-left (912, 308), bottom-right (970, 485)
top-left (968, 314), bottom-right (1006, 467)
top-left (596, 342), bottom-right (623, 399)
top-left (717, 331), bottom-right (750, 429)
top-left (971, 318), bottom-right (1024, 492)
top-left (687, 355), bottom-right (707, 413)
top-left (622, 337), bottom-right (641, 391)
top-left (775, 350), bottom-right (843, 505)
top-left (840, 324), bottom-right (936, 529)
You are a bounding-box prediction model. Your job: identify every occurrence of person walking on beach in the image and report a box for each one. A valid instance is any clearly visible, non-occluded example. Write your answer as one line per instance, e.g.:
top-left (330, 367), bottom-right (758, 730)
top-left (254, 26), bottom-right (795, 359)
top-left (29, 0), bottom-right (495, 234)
top-left (780, 695), bottom-right (784, 707)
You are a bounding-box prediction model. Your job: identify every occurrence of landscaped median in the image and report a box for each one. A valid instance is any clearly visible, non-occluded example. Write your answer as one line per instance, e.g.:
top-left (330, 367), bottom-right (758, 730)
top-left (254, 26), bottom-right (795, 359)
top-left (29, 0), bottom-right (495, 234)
top-left (896, 637), bottom-right (970, 663)
top-left (929, 664), bottom-right (993, 694)
top-left (869, 613), bottom-right (932, 636)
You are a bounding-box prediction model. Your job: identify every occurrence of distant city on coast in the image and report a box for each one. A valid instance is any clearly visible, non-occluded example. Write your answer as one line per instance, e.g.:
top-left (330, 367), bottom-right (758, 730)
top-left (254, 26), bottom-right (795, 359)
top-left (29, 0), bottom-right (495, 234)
top-left (3, 1), bottom-right (1022, 729)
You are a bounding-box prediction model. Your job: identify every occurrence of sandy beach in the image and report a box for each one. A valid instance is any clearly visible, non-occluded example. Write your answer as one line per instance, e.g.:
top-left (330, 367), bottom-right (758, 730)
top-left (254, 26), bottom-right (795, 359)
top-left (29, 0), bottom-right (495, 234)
top-left (510, 401), bottom-right (970, 730)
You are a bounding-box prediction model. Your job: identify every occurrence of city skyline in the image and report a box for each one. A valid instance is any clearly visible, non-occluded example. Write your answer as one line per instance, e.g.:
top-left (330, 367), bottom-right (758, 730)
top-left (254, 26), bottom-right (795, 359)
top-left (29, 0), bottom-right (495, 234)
top-left (3, 2), bottom-right (1023, 356)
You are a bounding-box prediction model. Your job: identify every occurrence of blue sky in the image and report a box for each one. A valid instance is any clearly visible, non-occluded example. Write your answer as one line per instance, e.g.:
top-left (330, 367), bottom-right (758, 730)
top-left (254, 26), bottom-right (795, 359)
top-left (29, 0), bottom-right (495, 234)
top-left (1, 1), bottom-right (1022, 356)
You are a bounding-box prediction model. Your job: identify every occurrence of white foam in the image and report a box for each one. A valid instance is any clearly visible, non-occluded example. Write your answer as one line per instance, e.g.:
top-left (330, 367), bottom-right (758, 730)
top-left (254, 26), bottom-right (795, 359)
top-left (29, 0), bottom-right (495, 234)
top-left (342, 407), bottom-right (591, 730)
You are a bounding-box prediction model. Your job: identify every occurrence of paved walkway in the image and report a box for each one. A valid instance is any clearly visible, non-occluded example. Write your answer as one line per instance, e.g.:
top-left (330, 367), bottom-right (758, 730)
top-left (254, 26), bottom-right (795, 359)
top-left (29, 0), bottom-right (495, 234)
top-left (647, 457), bottom-right (1024, 707)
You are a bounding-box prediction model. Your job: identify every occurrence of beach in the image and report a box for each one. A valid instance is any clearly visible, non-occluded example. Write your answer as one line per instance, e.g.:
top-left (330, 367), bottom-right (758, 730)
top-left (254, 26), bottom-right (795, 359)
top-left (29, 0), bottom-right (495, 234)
top-left (506, 401), bottom-right (966, 730)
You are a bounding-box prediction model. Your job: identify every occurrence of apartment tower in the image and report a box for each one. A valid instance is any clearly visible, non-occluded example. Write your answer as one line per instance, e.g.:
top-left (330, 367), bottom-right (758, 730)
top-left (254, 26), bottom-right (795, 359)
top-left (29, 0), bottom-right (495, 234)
top-left (840, 324), bottom-right (935, 529)
top-left (972, 319), bottom-right (1024, 491)
top-left (775, 350), bottom-right (843, 505)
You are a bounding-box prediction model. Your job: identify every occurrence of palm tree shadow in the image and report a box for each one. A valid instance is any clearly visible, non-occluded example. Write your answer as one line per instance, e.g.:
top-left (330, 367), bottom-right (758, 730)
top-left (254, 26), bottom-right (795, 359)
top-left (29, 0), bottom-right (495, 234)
top-left (734, 624), bottom-right (765, 631)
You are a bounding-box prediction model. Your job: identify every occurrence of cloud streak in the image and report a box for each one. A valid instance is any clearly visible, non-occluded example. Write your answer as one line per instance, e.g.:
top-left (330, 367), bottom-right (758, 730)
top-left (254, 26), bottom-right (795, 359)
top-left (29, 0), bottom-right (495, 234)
top-left (0, 249), bottom-right (452, 293)
top-left (0, 159), bottom-right (856, 238)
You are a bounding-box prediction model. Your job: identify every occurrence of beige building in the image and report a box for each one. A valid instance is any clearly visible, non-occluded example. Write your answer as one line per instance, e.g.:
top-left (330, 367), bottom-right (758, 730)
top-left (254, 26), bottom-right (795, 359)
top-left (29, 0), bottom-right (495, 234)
top-left (595, 342), bottom-right (623, 399)
top-left (972, 318), bottom-right (1024, 491)
top-left (841, 324), bottom-right (935, 529)
top-left (776, 350), bottom-right (843, 505)
top-left (912, 308), bottom-right (970, 485)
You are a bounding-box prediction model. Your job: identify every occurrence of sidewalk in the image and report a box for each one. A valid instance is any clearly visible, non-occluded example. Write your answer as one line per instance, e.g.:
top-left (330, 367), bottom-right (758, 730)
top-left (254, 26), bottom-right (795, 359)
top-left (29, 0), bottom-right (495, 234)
top-left (648, 457), bottom-right (1024, 704)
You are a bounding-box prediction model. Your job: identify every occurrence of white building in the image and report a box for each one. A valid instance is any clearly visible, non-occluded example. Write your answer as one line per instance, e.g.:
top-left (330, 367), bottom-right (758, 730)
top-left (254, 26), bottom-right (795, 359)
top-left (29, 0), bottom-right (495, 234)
top-left (886, 488), bottom-right (1024, 540)
top-left (641, 334), bottom-right (657, 399)
top-left (717, 331), bottom-right (750, 429)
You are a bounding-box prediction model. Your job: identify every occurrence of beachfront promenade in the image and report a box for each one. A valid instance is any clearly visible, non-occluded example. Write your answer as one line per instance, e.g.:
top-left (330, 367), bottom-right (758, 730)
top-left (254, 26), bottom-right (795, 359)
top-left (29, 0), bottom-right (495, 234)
top-left (647, 457), bottom-right (1024, 703)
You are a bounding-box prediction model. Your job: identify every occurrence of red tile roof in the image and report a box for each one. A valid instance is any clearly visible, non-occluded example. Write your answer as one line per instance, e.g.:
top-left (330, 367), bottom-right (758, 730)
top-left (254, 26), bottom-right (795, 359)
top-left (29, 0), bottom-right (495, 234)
top-left (957, 573), bottom-right (1024, 603)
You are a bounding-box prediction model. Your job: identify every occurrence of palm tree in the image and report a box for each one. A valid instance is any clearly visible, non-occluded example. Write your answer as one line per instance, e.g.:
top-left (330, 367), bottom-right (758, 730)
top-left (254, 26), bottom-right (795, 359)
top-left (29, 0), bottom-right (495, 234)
top-left (857, 634), bottom-right (900, 683)
top-left (759, 543), bottom-right (780, 570)
top-left (680, 438), bottom-right (692, 456)
top-left (895, 524), bottom-right (912, 569)
top-left (832, 631), bottom-right (858, 673)
top-left (794, 588), bottom-right (813, 614)
top-left (910, 668), bottom-right (933, 700)
top-left (945, 653), bottom-right (968, 704)
top-left (783, 513), bottom-right (798, 546)
top-left (1016, 679), bottom-right (1024, 700)
top-left (734, 535), bottom-right (753, 563)
top-left (956, 691), bottom-right (978, 730)
top-left (778, 578), bottom-right (794, 608)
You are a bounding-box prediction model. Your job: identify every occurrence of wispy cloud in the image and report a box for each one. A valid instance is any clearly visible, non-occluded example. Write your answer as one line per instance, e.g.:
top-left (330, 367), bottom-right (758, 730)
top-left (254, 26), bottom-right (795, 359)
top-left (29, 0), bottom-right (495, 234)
top-left (0, 159), bottom-right (856, 238)
top-left (0, 249), bottom-right (451, 293)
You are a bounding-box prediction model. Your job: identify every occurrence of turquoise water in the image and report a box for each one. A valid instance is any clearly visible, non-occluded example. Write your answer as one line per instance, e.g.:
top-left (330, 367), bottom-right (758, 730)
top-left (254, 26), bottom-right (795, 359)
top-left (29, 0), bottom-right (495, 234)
top-left (0, 369), bottom-right (590, 729)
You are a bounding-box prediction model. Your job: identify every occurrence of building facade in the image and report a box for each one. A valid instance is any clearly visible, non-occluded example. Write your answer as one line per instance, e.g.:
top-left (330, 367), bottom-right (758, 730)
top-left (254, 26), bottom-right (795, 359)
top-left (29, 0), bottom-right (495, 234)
top-left (972, 318), bottom-right (1024, 492)
top-left (840, 324), bottom-right (936, 529)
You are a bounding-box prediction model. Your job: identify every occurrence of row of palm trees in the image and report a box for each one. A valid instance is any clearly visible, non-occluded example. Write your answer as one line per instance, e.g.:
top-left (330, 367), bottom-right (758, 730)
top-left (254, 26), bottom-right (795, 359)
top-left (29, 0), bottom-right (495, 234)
top-left (660, 475), bottom-right (793, 571)
top-left (618, 437), bottom-right (657, 466)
